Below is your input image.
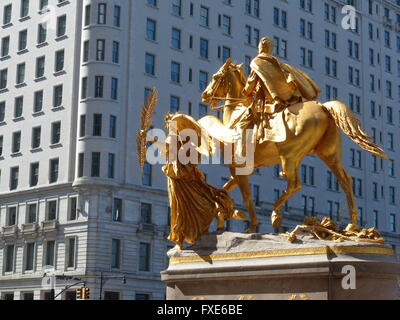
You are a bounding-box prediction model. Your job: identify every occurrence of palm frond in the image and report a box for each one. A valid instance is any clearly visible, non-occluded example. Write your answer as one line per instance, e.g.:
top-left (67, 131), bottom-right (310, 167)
top-left (136, 88), bottom-right (158, 175)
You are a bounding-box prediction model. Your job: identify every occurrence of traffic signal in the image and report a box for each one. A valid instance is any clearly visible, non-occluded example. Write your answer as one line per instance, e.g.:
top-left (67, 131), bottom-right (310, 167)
top-left (83, 287), bottom-right (90, 300)
top-left (76, 288), bottom-right (83, 299)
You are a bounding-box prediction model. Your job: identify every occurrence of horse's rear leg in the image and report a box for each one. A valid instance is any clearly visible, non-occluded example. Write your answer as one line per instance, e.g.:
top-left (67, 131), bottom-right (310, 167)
top-left (235, 175), bottom-right (259, 233)
top-left (271, 157), bottom-right (302, 229)
top-left (316, 124), bottom-right (359, 231)
top-left (317, 152), bottom-right (359, 231)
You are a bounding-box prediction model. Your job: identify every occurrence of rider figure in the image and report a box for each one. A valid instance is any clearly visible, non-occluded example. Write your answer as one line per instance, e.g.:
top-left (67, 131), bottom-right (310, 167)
top-left (242, 37), bottom-right (320, 137)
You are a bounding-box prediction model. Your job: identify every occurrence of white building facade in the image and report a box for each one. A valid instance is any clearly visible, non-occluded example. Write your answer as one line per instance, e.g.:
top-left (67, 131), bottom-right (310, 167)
top-left (0, 0), bottom-right (399, 300)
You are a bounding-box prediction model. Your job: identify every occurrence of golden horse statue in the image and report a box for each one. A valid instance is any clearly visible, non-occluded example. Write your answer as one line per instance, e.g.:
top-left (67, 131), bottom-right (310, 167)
top-left (190, 58), bottom-right (387, 233)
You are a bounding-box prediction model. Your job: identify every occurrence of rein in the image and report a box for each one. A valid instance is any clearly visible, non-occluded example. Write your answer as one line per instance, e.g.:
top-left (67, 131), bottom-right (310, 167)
top-left (208, 70), bottom-right (248, 110)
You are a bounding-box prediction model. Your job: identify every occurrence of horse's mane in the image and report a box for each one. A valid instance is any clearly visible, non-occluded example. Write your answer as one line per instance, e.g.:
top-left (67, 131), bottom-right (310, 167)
top-left (231, 64), bottom-right (247, 87)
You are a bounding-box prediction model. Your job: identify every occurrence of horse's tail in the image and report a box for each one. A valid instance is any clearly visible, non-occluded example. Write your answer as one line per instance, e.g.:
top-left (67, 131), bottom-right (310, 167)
top-left (322, 101), bottom-right (388, 160)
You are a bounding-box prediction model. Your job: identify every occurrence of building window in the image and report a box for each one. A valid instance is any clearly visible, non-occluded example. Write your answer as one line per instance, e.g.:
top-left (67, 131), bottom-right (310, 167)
top-left (3, 4), bottom-right (12, 25)
top-left (199, 71), bottom-right (208, 91)
top-left (98, 3), bottom-right (107, 24)
top-left (35, 57), bottom-right (45, 79)
top-left (171, 28), bottom-right (181, 49)
top-left (91, 152), bottom-right (101, 177)
top-left (93, 113), bottom-right (102, 136)
top-left (84, 4), bottom-right (91, 26)
top-left (113, 5), bottom-right (121, 27)
top-left (140, 203), bottom-right (152, 224)
top-left (49, 159), bottom-right (59, 183)
top-left (324, 3), bottom-right (337, 23)
top-left (136, 293), bottom-right (150, 300)
top-left (78, 153), bottom-right (84, 178)
top-left (108, 153), bottom-right (115, 179)
top-left (171, 62), bottom-right (180, 83)
top-left (53, 85), bottom-right (63, 107)
top-left (200, 6), bottom-right (209, 27)
top-left (388, 160), bottom-right (395, 177)
top-left (51, 121), bottom-right (61, 145)
top-left (83, 41), bottom-right (89, 62)
top-left (387, 133), bottom-right (394, 150)
top-left (325, 30), bottom-right (337, 50)
top-left (389, 186), bottom-right (396, 205)
top-left (69, 197), bottom-right (77, 221)
top-left (0, 102), bottom-right (3, 122)
top-left (14, 96), bottom-right (23, 118)
top-left (37, 22), bottom-right (50, 43)
top-left (7, 207), bottom-right (17, 226)
top-left (222, 46), bottom-right (231, 63)
top-left (300, 47), bottom-right (313, 68)
top-left (16, 63), bottom-right (26, 84)
top-left (109, 115), bottom-right (117, 138)
top-left (273, 7), bottom-right (287, 29)
top-left (95, 76), bottom-right (104, 98)
top-left (139, 242), bottom-right (151, 271)
top-left (222, 15), bottom-right (231, 35)
top-left (66, 237), bottom-right (76, 268)
top-left (81, 77), bottom-right (88, 100)
top-left (300, 0), bottom-right (313, 12)
top-left (2, 293), bottom-right (14, 300)
top-left (56, 15), bottom-right (66, 37)
top-left (46, 200), bottom-right (57, 221)
top-left (45, 240), bottom-right (55, 266)
top-left (25, 242), bottom-right (35, 271)
top-left (96, 39), bottom-right (105, 61)
top-left (170, 96), bottom-right (180, 113)
top-left (5, 245), bottom-right (14, 272)
top-left (112, 198), bottom-right (122, 221)
top-left (10, 167), bottom-right (19, 190)
top-left (145, 53), bottom-right (155, 75)
top-left (111, 239), bottom-right (121, 269)
top-left (146, 18), bottom-right (156, 41)
top-left (12, 131), bottom-right (21, 153)
top-left (29, 162), bottom-right (39, 187)
top-left (0, 69), bottom-right (7, 89)
top-left (64, 291), bottom-right (76, 301)
top-left (389, 214), bottom-right (396, 232)
top-left (20, 0), bottom-right (29, 18)
top-left (172, 0), bottom-right (182, 16)
top-left (300, 19), bottom-right (313, 40)
top-left (301, 195), bottom-right (315, 217)
top-left (199, 38), bottom-right (209, 59)
top-left (104, 292), bottom-right (120, 300)
top-left (79, 115), bottom-right (86, 137)
top-left (199, 103), bottom-right (207, 117)
top-left (142, 162), bottom-right (152, 186)
top-left (112, 41), bottom-right (119, 63)
top-left (22, 292), bottom-right (34, 300)
top-left (1, 36), bottom-right (10, 57)
top-left (111, 78), bottom-right (118, 100)
top-left (27, 203), bottom-right (37, 223)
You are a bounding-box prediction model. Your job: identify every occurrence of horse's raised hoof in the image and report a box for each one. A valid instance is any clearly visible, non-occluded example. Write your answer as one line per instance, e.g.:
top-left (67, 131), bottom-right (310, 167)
top-left (345, 223), bottom-right (359, 233)
top-left (271, 211), bottom-right (283, 229)
top-left (233, 210), bottom-right (247, 221)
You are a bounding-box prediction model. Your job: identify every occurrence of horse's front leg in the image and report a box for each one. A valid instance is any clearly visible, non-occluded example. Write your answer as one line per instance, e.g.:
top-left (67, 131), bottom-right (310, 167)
top-left (235, 174), bottom-right (259, 233)
top-left (222, 176), bottom-right (237, 193)
top-left (271, 156), bottom-right (302, 230)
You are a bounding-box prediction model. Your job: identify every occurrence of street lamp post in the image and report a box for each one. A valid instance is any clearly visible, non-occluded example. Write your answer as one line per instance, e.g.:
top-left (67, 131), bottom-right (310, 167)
top-left (98, 272), bottom-right (127, 300)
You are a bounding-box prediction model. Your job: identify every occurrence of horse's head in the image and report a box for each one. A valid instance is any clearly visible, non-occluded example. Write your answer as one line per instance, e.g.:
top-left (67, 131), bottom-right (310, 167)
top-left (201, 59), bottom-right (247, 108)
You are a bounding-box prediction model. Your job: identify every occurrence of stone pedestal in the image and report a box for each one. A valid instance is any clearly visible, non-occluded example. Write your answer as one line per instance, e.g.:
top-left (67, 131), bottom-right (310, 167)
top-left (161, 232), bottom-right (400, 300)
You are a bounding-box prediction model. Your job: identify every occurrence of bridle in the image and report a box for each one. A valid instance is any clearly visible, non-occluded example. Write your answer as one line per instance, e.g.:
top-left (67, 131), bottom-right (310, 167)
top-left (207, 68), bottom-right (248, 110)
